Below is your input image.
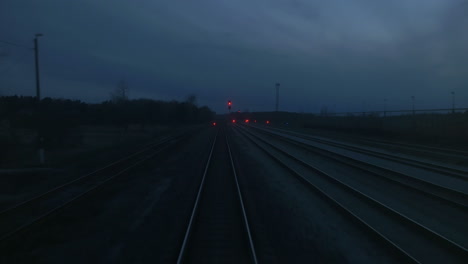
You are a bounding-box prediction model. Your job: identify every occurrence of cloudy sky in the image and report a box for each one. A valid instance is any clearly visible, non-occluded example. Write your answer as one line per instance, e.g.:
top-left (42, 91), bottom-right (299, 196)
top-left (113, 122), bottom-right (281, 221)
top-left (1, 0), bottom-right (467, 113)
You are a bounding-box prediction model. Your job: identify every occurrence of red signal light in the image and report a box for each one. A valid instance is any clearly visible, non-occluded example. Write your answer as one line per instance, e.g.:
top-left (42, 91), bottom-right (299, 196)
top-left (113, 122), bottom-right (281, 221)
top-left (232, 119), bottom-right (236, 123)
top-left (212, 122), bottom-right (216, 126)
top-left (228, 101), bottom-right (232, 106)
top-left (266, 120), bottom-right (270, 124)
top-left (245, 119), bottom-right (249, 123)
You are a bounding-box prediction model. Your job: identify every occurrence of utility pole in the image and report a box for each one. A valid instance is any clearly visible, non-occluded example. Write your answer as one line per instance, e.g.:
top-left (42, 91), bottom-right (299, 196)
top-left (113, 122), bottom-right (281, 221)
top-left (384, 98), bottom-right (387, 117)
top-left (362, 101), bottom-right (366, 116)
top-left (34, 33), bottom-right (45, 165)
top-left (275, 83), bottom-right (280, 112)
top-left (34, 33), bottom-right (43, 100)
top-left (451, 91), bottom-right (455, 114)
top-left (411, 96), bottom-right (415, 116)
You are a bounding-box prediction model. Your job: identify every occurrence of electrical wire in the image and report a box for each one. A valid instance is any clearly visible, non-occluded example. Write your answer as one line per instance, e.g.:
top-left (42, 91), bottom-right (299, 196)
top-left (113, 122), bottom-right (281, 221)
top-left (0, 40), bottom-right (31, 49)
top-left (0, 50), bottom-right (31, 77)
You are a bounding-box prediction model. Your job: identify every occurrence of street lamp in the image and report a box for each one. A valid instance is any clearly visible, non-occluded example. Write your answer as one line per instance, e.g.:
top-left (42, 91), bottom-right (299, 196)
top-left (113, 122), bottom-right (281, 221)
top-left (34, 33), bottom-right (43, 100)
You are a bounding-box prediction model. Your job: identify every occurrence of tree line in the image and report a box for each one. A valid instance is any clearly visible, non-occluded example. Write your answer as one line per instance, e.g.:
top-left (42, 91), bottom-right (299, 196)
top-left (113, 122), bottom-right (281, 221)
top-left (0, 96), bottom-right (215, 129)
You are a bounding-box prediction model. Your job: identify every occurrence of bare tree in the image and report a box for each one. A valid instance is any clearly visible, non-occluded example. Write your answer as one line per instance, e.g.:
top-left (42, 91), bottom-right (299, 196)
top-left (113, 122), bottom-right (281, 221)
top-left (110, 80), bottom-right (129, 103)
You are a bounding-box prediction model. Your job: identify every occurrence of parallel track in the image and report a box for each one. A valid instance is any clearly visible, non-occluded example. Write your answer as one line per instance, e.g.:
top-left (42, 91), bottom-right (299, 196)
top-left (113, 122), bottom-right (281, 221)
top-left (235, 125), bottom-right (468, 263)
top-left (246, 125), bottom-right (467, 208)
top-left (259, 126), bottom-right (468, 180)
top-left (268, 126), bottom-right (468, 159)
top-left (0, 133), bottom-right (187, 243)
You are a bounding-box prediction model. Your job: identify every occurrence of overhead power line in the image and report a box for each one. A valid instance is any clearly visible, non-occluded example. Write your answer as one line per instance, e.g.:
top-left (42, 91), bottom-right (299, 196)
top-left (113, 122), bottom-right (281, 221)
top-left (0, 49), bottom-right (30, 76)
top-left (0, 40), bottom-right (31, 49)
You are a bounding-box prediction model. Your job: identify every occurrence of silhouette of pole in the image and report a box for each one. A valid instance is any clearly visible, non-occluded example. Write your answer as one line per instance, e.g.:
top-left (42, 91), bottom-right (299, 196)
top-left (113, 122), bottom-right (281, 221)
top-left (34, 34), bottom-right (45, 165)
top-left (275, 83), bottom-right (280, 112)
top-left (384, 99), bottom-right (387, 117)
top-left (34, 34), bottom-right (43, 100)
top-left (411, 96), bottom-right (415, 115)
top-left (451, 91), bottom-right (455, 114)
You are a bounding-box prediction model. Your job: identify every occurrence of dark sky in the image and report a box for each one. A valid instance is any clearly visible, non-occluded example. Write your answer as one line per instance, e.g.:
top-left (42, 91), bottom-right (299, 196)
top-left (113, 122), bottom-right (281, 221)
top-left (1, 0), bottom-right (467, 113)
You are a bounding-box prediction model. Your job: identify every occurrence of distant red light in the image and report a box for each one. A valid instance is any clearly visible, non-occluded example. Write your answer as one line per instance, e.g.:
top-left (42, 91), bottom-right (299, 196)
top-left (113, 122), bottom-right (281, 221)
top-left (266, 120), bottom-right (270, 124)
top-left (245, 119), bottom-right (249, 123)
top-left (232, 119), bottom-right (236, 123)
top-left (254, 120), bottom-right (257, 123)
top-left (212, 122), bottom-right (216, 126)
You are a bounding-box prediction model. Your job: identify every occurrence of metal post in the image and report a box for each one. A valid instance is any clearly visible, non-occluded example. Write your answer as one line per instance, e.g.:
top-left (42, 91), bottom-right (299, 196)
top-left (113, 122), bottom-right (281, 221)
top-left (34, 34), bottom-right (44, 165)
top-left (384, 99), bottom-right (387, 117)
top-left (34, 34), bottom-right (43, 100)
top-left (451, 91), bottom-right (455, 114)
top-left (362, 101), bottom-right (366, 116)
top-left (275, 83), bottom-right (280, 112)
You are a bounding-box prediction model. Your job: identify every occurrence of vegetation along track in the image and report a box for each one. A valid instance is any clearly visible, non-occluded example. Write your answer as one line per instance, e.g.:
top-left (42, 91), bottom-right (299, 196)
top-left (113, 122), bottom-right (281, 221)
top-left (234, 124), bottom-right (468, 264)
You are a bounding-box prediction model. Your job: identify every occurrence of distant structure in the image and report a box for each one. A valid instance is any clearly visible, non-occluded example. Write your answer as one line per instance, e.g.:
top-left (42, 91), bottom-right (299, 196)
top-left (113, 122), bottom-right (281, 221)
top-left (451, 91), bottom-right (455, 114)
top-left (384, 98), bottom-right (388, 117)
top-left (111, 80), bottom-right (129, 103)
top-left (275, 83), bottom-right (280, 112)
top-left (34, 33), bottom-right (43, 100)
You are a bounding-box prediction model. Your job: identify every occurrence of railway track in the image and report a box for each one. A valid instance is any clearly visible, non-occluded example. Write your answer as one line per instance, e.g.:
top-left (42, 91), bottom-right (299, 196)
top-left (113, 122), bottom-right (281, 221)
top-left (234, 125), bottom-right (468, 263)
top-left (344, 135), bottom-right (468, 159)
top-left (244, 125), bottom-right (468, 208)
top-left (267, 126), bottom-right (468, 159)
top-left (177, 127), bottom-right (257, 264)
top-left (258, 125), bottom-right (468, 181)
top-left (0, 132), bottom-right (188, 244)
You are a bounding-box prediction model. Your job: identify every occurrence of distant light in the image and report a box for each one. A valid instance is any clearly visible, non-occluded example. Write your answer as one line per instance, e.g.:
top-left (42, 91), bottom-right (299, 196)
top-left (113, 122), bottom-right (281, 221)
top-left (212, 122), bottom-right (216, 126)
top-left (245, 119), bottom-right (249, 123)
top-left (232, 119), bottom-right (236, 123)
top-left (254, 120), bottom-right (257, 123)
top-left (266, 120), bottom-right (270, 124)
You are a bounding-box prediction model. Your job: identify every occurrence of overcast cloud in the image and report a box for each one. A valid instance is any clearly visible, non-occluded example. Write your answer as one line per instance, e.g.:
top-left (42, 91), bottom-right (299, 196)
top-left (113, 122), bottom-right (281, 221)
top-left (1, 0), bottom-right (467, 113)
